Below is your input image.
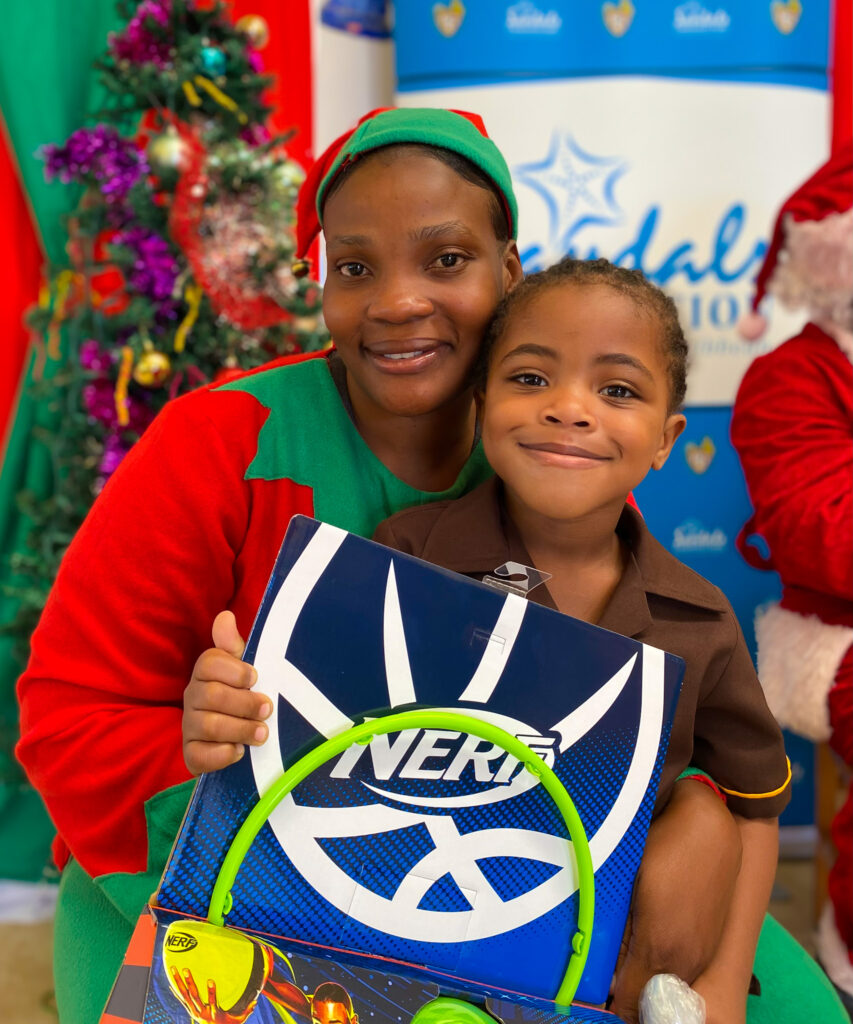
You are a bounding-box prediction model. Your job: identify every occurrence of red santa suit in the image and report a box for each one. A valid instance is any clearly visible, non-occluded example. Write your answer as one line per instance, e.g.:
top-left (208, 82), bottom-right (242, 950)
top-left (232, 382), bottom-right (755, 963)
top-left (730, 141), bottom-right (853, 1002)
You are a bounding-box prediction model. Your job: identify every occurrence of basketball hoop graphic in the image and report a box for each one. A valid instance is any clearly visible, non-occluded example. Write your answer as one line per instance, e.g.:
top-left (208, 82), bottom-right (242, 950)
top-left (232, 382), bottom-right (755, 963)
top-left (248, 522), bottom-right (665, 946)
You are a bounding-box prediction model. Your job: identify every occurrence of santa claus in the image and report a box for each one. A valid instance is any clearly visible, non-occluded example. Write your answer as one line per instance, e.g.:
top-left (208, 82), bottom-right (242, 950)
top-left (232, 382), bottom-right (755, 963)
top-left (731, 140), bottom-right (853, 1010)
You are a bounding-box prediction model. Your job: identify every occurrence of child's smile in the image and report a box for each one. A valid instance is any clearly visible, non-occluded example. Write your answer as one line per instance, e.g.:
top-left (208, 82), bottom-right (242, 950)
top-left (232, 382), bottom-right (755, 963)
top-left (481, 283), bottom-right (685, 528)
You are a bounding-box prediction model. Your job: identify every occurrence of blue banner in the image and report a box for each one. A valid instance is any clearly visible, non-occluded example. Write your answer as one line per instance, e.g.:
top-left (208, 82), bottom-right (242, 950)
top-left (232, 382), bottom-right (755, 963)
top-left (396, 1), bottom-right (829, 90)
top-left (634, 410), bottom-right (813, 828)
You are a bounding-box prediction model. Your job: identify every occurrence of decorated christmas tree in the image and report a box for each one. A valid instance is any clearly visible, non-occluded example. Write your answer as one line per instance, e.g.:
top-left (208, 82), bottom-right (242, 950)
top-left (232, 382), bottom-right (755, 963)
top-left (6, 0), bottom-right (328, 652)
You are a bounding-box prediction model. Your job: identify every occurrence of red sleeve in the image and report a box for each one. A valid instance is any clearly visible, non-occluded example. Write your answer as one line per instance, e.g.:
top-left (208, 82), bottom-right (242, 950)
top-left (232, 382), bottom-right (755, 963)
top-left (16, 389), bottom-right (263, 878)
top-left (730, 333), bottom-right (853, 600)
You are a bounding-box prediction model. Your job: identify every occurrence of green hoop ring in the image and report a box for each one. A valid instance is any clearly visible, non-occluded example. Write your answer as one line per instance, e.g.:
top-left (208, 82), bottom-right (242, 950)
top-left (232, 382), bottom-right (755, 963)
top-left (207, 709), bottom-right (594, 1008)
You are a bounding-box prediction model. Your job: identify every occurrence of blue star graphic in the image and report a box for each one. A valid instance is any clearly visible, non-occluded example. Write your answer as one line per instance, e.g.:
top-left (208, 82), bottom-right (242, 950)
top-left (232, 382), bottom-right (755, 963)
top-left (515, 134), bottom-right (628, 251)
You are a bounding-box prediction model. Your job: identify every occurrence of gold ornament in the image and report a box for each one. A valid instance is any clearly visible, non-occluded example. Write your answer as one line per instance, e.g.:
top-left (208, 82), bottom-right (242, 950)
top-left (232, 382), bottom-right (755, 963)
top-left (147, 129), bottom-right (188, 174)
top-left (291, 258), bottom-right (311, 278)
top-left (133, 350), bottom-right (172, 387)
top-left (293, 316), bottom-right (318, 333)
top-left (236, 14), bottom-right (270, 49)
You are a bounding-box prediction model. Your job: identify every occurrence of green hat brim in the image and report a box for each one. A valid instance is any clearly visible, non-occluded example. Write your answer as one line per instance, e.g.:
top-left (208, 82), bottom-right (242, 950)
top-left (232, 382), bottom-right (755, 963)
top-left (316, 108), bottom-right (518, 240)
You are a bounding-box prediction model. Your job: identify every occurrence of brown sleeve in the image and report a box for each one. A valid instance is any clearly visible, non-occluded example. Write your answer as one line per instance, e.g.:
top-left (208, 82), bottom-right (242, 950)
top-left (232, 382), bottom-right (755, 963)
top-left (692, 608), bottom-right (791, 819)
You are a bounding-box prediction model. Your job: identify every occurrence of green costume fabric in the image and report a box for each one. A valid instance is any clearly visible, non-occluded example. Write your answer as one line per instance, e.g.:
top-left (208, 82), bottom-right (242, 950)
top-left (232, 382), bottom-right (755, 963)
top-left (0, 0), bottom-right (123, 884)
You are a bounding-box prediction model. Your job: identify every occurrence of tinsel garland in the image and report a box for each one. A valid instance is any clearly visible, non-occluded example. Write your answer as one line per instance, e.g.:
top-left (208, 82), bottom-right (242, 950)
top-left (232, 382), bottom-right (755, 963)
top-left (2, 0), bottom-right (329, 664)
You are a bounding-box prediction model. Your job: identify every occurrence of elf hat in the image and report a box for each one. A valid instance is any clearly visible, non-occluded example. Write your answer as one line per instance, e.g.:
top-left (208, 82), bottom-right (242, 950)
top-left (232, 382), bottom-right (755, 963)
top-left (293, 107), bottom-right (518, 275)
top-left (739, 140), bottom-right (853, 339)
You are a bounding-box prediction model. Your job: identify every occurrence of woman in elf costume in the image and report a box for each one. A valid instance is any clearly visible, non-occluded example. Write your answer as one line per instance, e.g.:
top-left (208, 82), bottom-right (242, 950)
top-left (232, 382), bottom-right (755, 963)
top-left (16, 108), bottom-right (846, 1024)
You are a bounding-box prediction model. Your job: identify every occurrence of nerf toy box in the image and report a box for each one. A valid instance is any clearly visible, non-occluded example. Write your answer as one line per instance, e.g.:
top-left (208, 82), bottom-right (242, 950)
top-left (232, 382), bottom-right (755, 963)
top-left (101, 516), bottom-right (684, 1024)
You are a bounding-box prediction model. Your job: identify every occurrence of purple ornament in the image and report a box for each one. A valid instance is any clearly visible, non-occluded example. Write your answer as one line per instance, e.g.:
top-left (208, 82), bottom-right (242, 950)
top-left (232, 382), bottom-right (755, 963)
top-left (83, 378), bottom-right (118, 427)
top-left (240, 122), bottom-right (271, 147)
top-left (83, 376), bottom-right (156, 434)
top-left (99, 433), bottom-right (131, 477)
top-left (112, 227), bottom-right (179, 303)
top-left (79, 339), bottom-right (113, 374)
top-left (43, 125), bottom-right (147, 209)
top-left (108, 0), bottom-right (173, 68)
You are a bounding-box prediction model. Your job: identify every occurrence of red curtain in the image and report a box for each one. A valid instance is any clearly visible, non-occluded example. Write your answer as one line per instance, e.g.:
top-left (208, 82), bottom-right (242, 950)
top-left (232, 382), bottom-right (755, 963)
top-left (832, 0), bottom-right (852, 149)
top-left (0, 117), bottom-right (44, 455)
top-left (229, 0), bottom-right (314, 168)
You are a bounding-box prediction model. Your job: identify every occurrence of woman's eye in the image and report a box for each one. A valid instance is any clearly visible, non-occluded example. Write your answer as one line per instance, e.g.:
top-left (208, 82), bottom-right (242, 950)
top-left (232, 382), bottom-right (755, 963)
top-left (435, 252), bottom-right (465, 269)
top-left (338, 261), bottom-right (367, 278)
top-left (511, 372), bottom-right (548, 388)
top-left (601, 384), bottom-right (636, 399)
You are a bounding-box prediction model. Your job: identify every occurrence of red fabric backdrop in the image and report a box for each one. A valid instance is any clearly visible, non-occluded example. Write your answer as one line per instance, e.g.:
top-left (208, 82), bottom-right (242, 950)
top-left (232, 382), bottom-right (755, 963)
top-left (832, 0), bottom-right (852, 149)
top-left (0, 115), bottom-right (44, 455)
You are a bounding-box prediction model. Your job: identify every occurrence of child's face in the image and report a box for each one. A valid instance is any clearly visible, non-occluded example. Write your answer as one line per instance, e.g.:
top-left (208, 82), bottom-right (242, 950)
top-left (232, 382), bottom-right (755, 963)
top-left (481, 283), bottom-right (686, 524)
top-left (322, 149), bottom-right (522, 419)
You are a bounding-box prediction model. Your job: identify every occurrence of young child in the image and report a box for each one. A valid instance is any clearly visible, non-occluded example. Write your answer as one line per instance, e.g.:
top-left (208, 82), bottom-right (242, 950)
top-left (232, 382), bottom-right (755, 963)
top-left (373, 257), bottom-right (789, 1022)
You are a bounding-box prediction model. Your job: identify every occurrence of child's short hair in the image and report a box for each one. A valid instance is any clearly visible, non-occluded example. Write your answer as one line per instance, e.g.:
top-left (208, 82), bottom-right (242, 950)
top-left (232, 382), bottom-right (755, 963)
top-left (477, 257), bottom-right (689, 411)
top-left (323, 143), bottom-right (510, 243)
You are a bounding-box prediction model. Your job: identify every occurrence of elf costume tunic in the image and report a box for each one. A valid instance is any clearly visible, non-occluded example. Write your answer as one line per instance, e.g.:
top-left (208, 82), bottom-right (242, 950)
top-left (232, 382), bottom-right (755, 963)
top-left (16, 350), bottom-right (492, 1024)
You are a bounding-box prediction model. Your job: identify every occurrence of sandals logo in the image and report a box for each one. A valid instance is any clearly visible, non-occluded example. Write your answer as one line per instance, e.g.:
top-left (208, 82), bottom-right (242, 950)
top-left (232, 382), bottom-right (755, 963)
top-left (249, 522), bottom-right (667, 945)
top-left (433, 0), bottom-right (465, 37)
top-left (673, 1), bottom-right (731, 32)
top-left (770, 0), bottom-right (802, 33)
top-left (602, 0), bottom-right (635, 36)
top-left (505, 1), bottom-right (562, 34)
top-left (515, 131), bottom-right (766, 334)
top-left (672, 519), bottom-right (727, 553)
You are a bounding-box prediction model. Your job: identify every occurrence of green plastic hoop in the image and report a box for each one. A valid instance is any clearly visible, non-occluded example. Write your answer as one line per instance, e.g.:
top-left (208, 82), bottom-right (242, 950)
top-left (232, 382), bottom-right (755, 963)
top-left (207, 709), bottom-right (594, 1008)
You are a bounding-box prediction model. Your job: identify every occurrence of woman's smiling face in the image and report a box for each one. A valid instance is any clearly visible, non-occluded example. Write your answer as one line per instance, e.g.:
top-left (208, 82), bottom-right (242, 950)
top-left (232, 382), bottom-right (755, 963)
top-left (481, 282), bottom-right (686, 525)
top-left (322, 148), bottom-right (522, 421)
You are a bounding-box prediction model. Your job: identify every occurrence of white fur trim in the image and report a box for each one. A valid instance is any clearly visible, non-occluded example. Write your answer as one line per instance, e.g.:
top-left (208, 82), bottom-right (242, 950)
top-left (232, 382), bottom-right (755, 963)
top-left (755, 604), bottom-right (853, 742)
top-left (816, 902), bottom-right (853, 995)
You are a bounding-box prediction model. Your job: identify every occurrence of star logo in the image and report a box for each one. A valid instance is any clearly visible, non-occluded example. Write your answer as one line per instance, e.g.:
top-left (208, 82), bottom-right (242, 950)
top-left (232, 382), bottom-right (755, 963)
top-left (514, 134), bottom-right (628, 254)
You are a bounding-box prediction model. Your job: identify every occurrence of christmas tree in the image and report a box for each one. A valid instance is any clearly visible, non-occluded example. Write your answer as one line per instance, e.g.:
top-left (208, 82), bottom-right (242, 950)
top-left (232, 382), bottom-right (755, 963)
top-left (5, 0), bottom-right (328, 652)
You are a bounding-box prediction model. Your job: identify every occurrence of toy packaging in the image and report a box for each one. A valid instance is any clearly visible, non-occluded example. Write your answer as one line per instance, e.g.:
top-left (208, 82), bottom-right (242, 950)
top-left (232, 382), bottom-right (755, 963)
top-left (100, 516), bottom-right (685, 1024)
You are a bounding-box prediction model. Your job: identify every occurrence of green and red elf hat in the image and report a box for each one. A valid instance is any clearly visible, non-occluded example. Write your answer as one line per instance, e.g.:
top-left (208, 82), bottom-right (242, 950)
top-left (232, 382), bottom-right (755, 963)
top-left (292, 107), bottom-right (519, 276)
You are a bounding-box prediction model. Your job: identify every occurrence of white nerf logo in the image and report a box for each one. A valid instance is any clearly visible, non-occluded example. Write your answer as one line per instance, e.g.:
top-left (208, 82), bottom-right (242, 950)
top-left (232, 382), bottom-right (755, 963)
top-left (331, 710), bottom-right (556, 808)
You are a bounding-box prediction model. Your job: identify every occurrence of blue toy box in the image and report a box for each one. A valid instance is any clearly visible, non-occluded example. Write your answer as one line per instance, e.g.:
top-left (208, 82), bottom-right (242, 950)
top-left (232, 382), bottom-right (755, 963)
top-left (100, 516), bottom-right (684, 1024)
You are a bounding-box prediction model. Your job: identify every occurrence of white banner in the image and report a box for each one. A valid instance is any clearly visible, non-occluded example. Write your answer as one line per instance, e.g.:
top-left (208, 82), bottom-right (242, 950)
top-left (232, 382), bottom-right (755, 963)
top-left (399, 77), bottom-right (829, 405)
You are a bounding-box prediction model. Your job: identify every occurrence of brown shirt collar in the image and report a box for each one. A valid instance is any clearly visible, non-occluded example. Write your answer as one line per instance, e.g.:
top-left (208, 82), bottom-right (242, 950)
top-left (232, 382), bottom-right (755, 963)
top-left (417, 477), bottom-right (729, 636)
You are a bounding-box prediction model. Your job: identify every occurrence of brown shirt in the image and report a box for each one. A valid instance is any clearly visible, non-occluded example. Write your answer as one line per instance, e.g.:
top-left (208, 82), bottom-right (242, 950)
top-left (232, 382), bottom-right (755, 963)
top-left (374, 477), bottom-right (791, 819)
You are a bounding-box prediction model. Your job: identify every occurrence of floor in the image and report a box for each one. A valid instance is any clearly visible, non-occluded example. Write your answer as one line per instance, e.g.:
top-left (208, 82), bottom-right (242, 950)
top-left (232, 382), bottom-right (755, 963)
top-left (0, 858), bottom-right (825, 1024)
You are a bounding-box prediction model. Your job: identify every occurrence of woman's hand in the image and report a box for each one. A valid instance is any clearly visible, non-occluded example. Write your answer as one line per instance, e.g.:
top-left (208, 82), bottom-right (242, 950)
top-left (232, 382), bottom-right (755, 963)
top-left (182, 611), bottom-right (273, 775)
